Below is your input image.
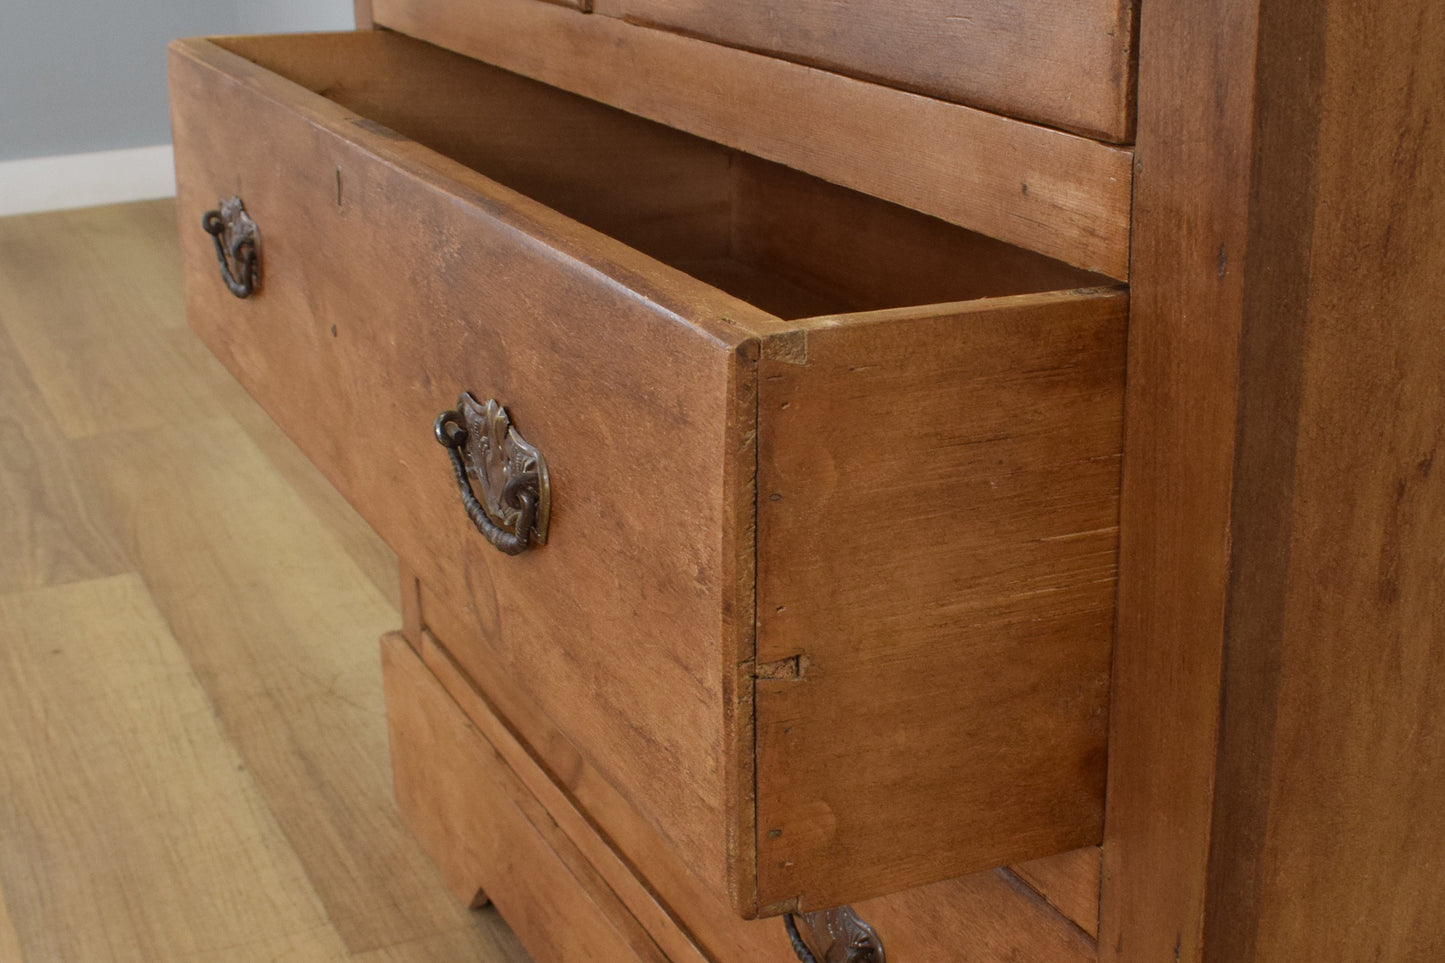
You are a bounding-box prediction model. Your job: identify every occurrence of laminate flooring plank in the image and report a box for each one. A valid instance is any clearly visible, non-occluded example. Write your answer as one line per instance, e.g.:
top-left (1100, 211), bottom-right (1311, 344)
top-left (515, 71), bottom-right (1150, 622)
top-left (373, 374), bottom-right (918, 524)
top-left (82, 414), bottom-right (509, 956)
top-left (0, 574), bottom-right (351, 962)
top-left (0, 882), bottom-right (23, 963)
top-left (0, 322), bottom-right (130, 593)
top-left (0, 199), bottom-right (395, 606)
top-left (0, 204), bottom-right (227, 439)
top-left (349, 927), bottom-right (531, 962)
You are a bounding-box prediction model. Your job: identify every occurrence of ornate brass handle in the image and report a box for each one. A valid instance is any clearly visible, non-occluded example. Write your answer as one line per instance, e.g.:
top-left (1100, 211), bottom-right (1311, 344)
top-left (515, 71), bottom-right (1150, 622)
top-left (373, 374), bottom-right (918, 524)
top-left (202, 196), bottom-right (259, 298)
top-left (434, 394), bottom-right (550, 556)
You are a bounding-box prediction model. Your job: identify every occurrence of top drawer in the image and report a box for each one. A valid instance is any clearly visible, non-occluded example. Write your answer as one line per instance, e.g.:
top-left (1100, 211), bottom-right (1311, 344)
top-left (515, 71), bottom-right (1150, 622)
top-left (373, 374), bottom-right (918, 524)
top-left (589, 0), bottom-right (1137, 142)
top-left (169, 30), bottom-right (1124, 918)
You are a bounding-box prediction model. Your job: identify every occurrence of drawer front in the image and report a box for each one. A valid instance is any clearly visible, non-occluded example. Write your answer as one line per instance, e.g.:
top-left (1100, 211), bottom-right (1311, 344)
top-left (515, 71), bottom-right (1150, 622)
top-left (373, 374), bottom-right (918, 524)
top-left (411, 620), bottom-right (1101, 963)
top-left (169, 37), bottom-right (760, 897)
top-left (592, 0), bottom-right (1136, 142)
top-left (751, 292), bottom-right (1124, 910)
top-left (381, 634), bottom-right (666, 963)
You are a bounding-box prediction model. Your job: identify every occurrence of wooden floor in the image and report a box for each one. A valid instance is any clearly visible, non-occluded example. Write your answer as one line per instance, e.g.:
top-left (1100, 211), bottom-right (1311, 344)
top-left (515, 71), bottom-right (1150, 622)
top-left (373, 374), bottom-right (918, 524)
top-left (0, 201), bottom-right (531, 962)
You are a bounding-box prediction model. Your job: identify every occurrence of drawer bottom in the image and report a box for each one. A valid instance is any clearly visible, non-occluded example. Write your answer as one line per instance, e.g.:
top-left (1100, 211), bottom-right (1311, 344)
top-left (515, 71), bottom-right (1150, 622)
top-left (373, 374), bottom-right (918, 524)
top-left (381, 633), bottom-right (666, 963)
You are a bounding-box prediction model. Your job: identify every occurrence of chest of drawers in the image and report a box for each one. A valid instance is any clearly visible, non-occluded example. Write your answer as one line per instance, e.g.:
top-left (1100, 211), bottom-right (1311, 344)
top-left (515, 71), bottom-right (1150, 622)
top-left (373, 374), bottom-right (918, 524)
top-left (169, 0), bottom-right (1445, 959)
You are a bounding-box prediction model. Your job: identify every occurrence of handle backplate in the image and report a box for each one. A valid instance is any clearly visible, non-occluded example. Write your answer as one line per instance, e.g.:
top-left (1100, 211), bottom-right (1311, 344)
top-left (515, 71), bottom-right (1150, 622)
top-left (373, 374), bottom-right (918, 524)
top-left (785, 907), bottom-right (885, 963)
top-left (435, 393), bottom-right (550, 555)
top-left (202, 195), bottom-right (260, 298)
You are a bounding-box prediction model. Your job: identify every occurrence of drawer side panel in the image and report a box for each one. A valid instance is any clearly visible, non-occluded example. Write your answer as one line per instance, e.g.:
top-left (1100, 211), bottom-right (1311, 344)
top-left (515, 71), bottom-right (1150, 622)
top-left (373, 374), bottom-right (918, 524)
top-left (754, 289), bottom-right (1127, 910)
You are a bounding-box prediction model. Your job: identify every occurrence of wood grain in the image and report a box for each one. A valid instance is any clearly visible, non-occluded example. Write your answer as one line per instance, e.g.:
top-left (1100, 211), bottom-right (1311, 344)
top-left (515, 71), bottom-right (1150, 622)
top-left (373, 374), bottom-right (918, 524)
top-left (1105, 0), bottom-right (1445, 959)
top-left (1201, 0), bottom-right (1445, 958)
top-left (0, 321), bottom-right (130, 593)
top-left (83, 414), bottom-right (477, 956)
top-left (0, 575), bottom-right (350, 961)
top-left (729, 156), bottom-right (1101, 313)
top-left (211, 31), bottom-right (1095, 320)
top-left (0, 204), bottom-right (227, 439)
top-left (168, 327), bottom-right (401, 609)
top-left (754, 290), bottom-right (1126, 910)
top-left (414, 630), bottom-right (713, 963)
top-left (1097, 0), bottom-right (1262, 953)
top-left (417, 597), bottom-right (790, 962)
top-left (383, 634), bottom-right (664, 963)
top-left (369, 0), bottom-right (1134, 277)
top-left (1011, 848), bottom-right (1102, 938)
top-left (214, 31), bottom-right (737, 272)
top-left (855, 870), bottom-right (1096, 963)
top-left (594, 0), bottom-right (1136, 142)
top-left (0, 883), bottom-right (22, 963)
top-left (419, 601), bottom-right (1102, 962)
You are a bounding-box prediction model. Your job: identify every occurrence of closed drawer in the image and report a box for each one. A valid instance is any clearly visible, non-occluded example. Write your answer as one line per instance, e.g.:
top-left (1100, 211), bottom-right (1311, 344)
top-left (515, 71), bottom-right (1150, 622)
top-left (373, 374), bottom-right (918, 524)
top-left (381, 633), bottom-right (664, 963)
top-left (590, 0), bottom-right (1136, 142)
top-left (411, 622), bottom-right (1100, 963)
top-left (170, 29), bottom-right (1125, 917)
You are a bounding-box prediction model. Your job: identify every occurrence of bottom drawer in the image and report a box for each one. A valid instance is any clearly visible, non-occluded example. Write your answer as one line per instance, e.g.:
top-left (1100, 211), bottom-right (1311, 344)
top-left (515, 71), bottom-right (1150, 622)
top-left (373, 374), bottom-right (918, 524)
top-left (402, 607), bottom-right (1101, 962)
top-left (381, 633), bottom-right (666, 963)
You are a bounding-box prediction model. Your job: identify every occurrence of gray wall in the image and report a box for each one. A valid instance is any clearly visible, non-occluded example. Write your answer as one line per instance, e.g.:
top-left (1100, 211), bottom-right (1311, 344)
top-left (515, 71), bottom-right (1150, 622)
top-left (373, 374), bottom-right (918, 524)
top-left (0, 0), bottom-right (353, 163)
top-left (235, 0), bottom-right (355, 35)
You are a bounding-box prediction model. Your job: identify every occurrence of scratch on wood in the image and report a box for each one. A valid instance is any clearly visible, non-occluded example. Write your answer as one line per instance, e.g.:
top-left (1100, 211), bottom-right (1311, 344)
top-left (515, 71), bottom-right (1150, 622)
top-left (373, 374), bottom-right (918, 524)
top-left (1038, 525), bottom-right (1120, 542)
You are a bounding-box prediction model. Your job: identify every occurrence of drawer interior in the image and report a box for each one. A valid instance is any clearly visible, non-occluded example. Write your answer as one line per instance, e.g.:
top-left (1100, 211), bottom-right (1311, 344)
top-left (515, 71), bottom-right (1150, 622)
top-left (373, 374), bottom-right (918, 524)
top-left (214, 31), bottom-right (1100, 320)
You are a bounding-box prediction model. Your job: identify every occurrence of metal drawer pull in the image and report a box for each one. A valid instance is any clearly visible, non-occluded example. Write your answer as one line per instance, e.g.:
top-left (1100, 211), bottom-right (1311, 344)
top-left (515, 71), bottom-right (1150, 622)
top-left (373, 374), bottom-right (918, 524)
top-left (784, 907), bottom-right (884, 963)
top-left (434, 393), bottom-right (550, 556)
top-left (202, 196), bottom-right (259, 298)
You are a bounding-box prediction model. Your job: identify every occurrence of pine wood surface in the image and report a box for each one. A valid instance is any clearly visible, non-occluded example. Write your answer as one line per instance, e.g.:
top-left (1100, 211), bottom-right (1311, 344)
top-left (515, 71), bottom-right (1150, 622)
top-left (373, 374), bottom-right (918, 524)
top-left (1199, 1), bottom-right (1445, 958)
top-left (0, 201), bottom-right (530, 962)
top-left (752, 290), bottom-right (1126, 911)
top-left (592, 0), bottom-right (1136, 142)
top-left (1011, 848), bottom-right (1102, 939)
top-left (411, 627), bottom-right (716, 963)
top-left (1097, 0), bottom-right (1264, 953)
top-left (383, 635), bottom-right (665, 963)
top-left (368, 0), bottom-right (1135, 278)
top-left (414, 613), bottom-right (1101, 963)
top-left (1101, 0), bottom-right (1445, 959)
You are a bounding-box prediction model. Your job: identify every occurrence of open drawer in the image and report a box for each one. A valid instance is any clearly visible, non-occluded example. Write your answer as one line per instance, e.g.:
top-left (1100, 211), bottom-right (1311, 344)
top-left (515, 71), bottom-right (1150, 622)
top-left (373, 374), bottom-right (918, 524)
top-left (169, 30), bottom-right (1125, 917)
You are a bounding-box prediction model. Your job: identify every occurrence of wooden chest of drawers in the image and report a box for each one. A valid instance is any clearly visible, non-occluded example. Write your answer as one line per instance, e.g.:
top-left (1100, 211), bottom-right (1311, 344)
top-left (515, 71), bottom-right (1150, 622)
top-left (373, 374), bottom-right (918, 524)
top-left (170, 0), bottom-right (1445, 959)
top-left (172, 21), bottom-right (1125, 928)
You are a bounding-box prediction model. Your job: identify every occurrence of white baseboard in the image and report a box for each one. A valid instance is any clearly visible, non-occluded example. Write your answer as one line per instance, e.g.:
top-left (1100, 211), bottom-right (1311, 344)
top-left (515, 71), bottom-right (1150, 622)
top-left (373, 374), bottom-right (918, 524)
top-left (0, 145), bottom-right (176, 217)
